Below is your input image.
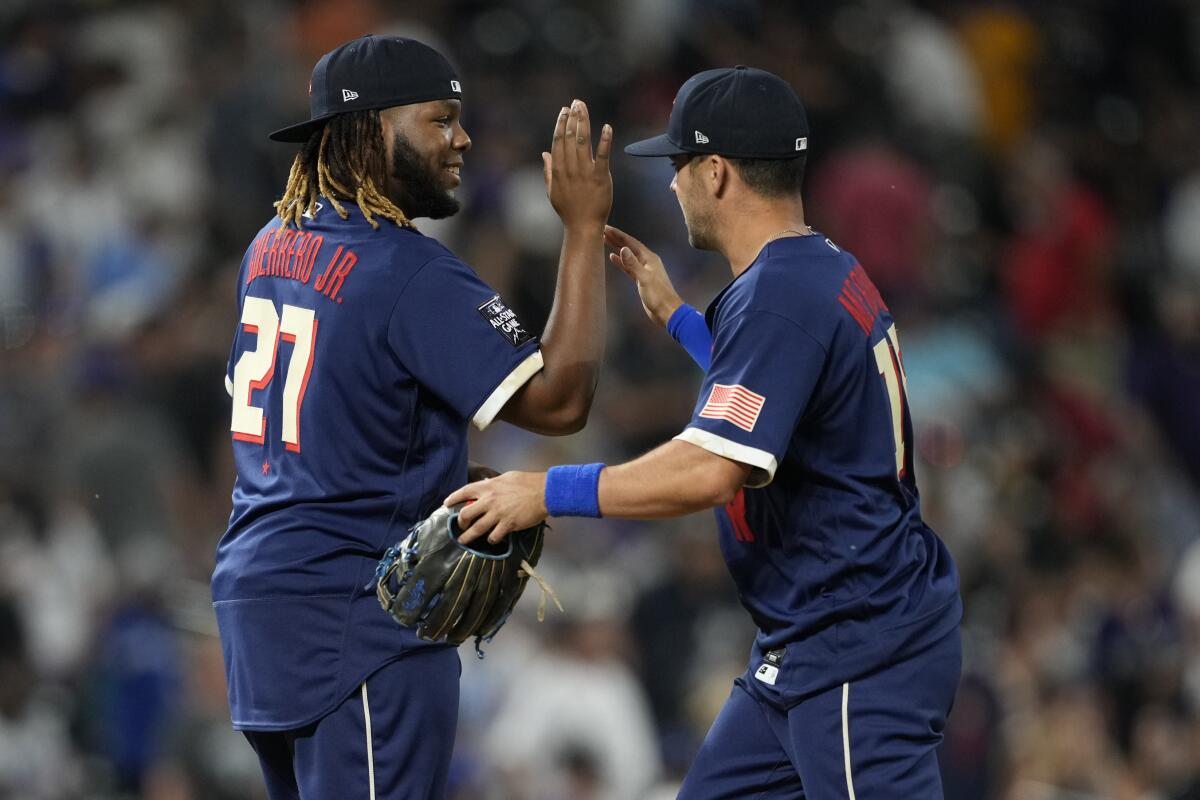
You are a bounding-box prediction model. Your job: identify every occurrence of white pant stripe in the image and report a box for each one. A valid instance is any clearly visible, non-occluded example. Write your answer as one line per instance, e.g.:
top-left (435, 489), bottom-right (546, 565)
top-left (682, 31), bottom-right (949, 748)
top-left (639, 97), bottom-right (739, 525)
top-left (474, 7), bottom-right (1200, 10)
top-left (362, 682), bottom-right (376, 800)
top-left (842, 682), bottom-right (857, 800)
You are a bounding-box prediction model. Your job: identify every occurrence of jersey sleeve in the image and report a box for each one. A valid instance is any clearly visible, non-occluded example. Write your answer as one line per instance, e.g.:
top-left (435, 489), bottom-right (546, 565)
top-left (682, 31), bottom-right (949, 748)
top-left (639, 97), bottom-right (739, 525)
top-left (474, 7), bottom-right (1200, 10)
top-left (387, 256), bottom-right (543, 429)
top-left (675, 309), bottom-right (826, 488)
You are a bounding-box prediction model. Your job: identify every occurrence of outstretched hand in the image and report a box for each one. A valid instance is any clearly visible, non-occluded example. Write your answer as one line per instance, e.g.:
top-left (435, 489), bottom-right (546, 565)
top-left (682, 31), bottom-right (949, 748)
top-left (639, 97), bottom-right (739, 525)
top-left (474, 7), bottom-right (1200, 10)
top-left (445, 471), bottom-right (549, 545)
top-left (604, 225), bottom-right (684, 328)
top-left (542, 100), bottom-right (613, 229)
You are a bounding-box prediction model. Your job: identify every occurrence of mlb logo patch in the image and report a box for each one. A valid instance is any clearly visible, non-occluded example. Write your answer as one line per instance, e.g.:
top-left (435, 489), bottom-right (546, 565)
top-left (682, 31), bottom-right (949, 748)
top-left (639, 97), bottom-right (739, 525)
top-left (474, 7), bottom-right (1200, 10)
top-left (754, 663), bottom-right (778, 685)
top-left (699, 383), bottom-right (765, 432)
top-left (451, 80), bottom-right (461, 92)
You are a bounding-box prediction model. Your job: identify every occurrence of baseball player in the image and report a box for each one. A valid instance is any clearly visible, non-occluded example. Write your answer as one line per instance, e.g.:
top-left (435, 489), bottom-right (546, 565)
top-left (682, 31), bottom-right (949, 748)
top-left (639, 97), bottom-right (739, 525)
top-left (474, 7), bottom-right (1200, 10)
top-left (212, 35), bottom-right (612, 799)
top-left (448, 66), bottom-right (963, 798)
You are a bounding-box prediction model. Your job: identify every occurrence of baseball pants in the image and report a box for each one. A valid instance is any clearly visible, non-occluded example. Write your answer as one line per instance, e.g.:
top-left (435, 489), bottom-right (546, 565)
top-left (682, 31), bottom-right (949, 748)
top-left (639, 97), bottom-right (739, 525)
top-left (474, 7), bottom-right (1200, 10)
top-left (243, 646), bottom-right (461, 800)
top-left (677, 628), bottom-right (961, 799)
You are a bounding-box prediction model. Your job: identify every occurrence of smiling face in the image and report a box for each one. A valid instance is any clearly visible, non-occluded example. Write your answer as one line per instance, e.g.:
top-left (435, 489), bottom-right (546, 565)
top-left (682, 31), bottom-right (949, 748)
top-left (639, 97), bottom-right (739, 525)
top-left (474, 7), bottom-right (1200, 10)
top-left (378, 99), bottom-right (472, 219)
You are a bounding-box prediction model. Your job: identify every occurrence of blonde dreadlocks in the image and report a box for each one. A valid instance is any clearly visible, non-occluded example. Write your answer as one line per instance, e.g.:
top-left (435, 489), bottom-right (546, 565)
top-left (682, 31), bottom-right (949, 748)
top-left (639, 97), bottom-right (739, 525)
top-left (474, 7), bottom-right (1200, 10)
top-left (275, 109), bottom-right (414, 231)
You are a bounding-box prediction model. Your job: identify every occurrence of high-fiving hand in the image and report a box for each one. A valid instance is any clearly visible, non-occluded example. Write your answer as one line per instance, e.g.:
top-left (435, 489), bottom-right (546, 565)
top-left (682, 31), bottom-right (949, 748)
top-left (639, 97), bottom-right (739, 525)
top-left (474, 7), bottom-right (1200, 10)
top-left (604, 225), bottom-right (684, 327)
top-left (543, 100), bottom-right (613, 229)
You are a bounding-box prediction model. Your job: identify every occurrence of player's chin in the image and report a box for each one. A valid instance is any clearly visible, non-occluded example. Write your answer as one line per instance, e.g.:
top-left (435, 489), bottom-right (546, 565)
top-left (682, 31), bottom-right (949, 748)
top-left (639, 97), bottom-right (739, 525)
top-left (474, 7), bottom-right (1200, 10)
top-left (424, 195), bottom-right (462, 220)
top-left (686, 229), bottom-right (713, 251)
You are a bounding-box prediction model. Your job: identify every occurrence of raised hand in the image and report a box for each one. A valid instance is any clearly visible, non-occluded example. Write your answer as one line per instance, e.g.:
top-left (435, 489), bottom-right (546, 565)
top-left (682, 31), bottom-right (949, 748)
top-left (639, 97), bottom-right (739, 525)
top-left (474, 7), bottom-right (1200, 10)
top-left (542, 100), bottom-right (613, 229)
top-left (604, 225), bottom-right (684, 328)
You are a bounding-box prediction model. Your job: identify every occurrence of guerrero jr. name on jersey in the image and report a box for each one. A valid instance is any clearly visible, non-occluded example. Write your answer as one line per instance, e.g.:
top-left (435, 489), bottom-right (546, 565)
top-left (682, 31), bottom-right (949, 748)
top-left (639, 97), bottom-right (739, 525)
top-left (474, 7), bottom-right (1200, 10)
top-left (477, 295), bottom-right (532, 347)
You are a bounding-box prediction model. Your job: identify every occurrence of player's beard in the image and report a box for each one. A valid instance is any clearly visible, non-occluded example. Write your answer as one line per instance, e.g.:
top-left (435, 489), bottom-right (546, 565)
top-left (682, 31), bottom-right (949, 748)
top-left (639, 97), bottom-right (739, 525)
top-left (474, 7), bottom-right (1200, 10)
top-left (682, 195), bottom-right (718, 251)
top-left (390, 132), bottom-right (461, 220)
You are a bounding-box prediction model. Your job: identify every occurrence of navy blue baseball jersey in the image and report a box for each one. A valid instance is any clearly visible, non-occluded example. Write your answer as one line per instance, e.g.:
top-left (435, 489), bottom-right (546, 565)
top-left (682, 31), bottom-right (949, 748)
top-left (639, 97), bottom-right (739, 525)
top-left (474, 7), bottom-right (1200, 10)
top-left (212, 202), bottom-right (542, 730)
top-left (674, 233), bottom-right (960, 700)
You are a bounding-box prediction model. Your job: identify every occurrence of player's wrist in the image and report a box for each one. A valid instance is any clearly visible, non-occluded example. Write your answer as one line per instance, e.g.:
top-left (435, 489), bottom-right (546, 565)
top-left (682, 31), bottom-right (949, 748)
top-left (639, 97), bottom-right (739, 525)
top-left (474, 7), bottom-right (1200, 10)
top-left (561, 219), bottom-right (606, 238)
top-left (654, 298), bottom-right (685, 328)
top-left (666, 304), bottom-right (712, 370)
top-left (544, 462), bottom-right (605, 518)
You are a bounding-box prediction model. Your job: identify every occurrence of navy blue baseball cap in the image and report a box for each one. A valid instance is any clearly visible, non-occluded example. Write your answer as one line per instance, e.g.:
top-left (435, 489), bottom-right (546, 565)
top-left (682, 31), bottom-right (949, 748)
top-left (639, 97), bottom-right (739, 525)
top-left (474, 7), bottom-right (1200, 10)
top-left (625, 66), bottom-right (808, 159)
top-left (270, 35), bottom-right (462, 143)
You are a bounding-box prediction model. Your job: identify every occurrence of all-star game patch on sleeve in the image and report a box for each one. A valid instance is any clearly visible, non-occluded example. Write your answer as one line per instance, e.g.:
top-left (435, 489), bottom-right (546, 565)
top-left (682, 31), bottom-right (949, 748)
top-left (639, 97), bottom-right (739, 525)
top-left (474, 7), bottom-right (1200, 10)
top-left (676, 309), bottom-right (827, 487)
top-left (476, 294), bottom-right (533, 347)
top-left (387, 255), bottom-right (542, 428)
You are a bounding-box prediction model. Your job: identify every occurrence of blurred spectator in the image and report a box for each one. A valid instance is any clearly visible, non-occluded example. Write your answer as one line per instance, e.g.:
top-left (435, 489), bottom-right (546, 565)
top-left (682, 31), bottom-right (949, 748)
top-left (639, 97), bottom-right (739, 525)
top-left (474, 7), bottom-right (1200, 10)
top-left (484, 616), bottom-right (661, 800)
top-left (629, 527), bottom-right (749, 773)
top-left (0, 594), bottom-right (82, 799)
top-left (1000, 136), bottom-right (1115, 340)
top-left (808, 143), bottom-right (934, 308)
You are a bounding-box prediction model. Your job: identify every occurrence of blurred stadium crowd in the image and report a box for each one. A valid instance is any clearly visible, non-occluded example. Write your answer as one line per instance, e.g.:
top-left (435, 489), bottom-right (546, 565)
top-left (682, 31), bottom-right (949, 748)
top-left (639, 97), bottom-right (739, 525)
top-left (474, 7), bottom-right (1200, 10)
top-left (1, 0), bottom-right (1198, 798)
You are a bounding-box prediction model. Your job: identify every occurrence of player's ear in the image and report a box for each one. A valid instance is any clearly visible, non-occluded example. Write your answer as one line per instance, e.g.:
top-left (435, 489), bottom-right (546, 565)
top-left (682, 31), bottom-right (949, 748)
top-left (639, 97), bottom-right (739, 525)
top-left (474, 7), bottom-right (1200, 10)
top-left (709, 155), bottom-right (730, 199)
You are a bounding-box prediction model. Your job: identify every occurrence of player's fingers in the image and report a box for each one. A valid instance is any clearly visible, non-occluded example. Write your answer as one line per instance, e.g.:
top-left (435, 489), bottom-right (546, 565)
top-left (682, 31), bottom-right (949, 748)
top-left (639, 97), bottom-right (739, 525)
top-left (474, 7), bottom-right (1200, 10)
top-left (542, 152), bottom-right (552, 192)
top-left (458, 509), bottom-right (496, 545)
top-left (550, 106), bottom-right (568, 166)
top-left (445, 482), bottom-right (481, 510)
top-left (603, 225), bottom-right (630, 252)
top-left (563, 100), bottom-right (581, 171)
top-left (608, 250), bottom-right (636, 279)
top-left (624, 247), bottom-right (654, 280)
top-left (575, 100), bottom-right (592, 156)
top-left (595, 123), bottom-right (613, 164)
top-left (486, 520), bottom-right (513, 545)
top-left (454, 498), bottom-right (484, 528)
top-left (605, 225), bottom-right (649, 259)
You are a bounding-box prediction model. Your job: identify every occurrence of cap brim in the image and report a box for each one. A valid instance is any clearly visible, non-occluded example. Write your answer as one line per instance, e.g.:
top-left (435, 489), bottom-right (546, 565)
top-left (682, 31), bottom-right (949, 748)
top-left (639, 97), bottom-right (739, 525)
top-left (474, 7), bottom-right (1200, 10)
top-left (624, 133), bottom-right (690, 157)
top-left (268, 115), bottom-right (336, 143)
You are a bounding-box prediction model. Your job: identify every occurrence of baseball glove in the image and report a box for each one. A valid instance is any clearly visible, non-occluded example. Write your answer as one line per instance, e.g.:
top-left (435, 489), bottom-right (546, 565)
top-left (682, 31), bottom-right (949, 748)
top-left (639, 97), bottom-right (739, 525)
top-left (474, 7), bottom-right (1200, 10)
top-left (375, 504), bottom-right (561, 654)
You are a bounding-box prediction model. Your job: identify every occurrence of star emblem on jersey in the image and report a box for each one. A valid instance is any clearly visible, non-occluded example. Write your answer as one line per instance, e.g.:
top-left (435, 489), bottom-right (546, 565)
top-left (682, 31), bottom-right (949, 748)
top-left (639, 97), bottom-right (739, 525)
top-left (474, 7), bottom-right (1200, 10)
top-left (700, 383), bottom-right (765, 432)
top-left (262, 461), bottom-right (270, 475)
top-left (342, 89), bottom-right (359, 102)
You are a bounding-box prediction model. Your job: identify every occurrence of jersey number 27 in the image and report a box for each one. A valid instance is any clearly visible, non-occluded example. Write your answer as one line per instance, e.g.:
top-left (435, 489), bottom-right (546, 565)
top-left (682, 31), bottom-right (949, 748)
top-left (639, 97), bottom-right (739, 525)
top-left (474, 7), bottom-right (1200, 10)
top-left (873, 322), bottom-right (909, 478)
top-left (230, 297), bottom-right (318, 452)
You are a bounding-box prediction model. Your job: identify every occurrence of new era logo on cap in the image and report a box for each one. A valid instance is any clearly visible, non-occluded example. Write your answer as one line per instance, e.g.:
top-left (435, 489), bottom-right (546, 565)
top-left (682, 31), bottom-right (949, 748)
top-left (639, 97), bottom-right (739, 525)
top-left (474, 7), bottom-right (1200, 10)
top-left (451, 80), bottom-right (461, 92)
top-left (342, 89), bottom-right (359, 102)
top-left (695, 131), bottom-right (709, 144)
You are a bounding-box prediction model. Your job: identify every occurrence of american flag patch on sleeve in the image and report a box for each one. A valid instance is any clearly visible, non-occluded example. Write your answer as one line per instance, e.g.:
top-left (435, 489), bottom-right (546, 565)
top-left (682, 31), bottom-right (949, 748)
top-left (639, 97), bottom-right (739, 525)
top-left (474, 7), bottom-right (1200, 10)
top-left (699, 383), bottom-right (766, 432)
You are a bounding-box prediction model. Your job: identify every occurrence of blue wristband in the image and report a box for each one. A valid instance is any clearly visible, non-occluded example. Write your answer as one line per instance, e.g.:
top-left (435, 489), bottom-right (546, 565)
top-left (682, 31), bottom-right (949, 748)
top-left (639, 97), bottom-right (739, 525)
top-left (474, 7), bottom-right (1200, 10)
top-left (544, 463), bottom-right (605, 518)
top-left (666, 304), bottom-right (712, 371)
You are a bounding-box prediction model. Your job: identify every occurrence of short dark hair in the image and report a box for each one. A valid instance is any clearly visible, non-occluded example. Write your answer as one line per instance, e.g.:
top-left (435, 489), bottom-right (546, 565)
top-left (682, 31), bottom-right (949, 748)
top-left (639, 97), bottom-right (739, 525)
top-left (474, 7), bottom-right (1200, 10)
top-left (727, 155), bottom-right (806, 197)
